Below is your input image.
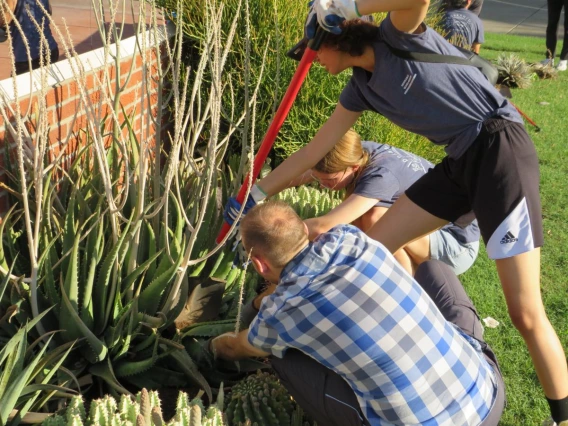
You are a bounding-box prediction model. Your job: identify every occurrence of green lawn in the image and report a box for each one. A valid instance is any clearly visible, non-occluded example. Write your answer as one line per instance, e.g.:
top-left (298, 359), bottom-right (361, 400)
top-left (459, 33), bottom-right (568, 425)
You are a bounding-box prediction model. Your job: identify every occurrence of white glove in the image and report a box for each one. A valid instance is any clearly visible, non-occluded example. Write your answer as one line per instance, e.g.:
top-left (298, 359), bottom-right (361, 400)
top-left (312, 0), bottom-right (361, 35)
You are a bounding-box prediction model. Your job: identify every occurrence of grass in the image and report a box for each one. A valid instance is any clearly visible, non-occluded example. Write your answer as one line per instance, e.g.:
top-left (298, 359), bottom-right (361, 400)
top-left (458, 32), bottom-right (568, 425)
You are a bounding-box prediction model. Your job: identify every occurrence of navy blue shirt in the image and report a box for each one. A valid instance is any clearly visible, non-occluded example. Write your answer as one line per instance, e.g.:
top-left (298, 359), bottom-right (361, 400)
top-left (354, 142), bottom-right (480, 244)
top-left (339, 14), bottom-right (522, 159)
top-left (443, 8), bottom-right (485, 47)
top-left (11, 0), bottom-right (58, 63)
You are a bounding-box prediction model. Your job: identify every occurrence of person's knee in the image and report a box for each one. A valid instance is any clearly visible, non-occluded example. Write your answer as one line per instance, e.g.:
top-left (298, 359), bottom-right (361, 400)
top-left (415, 259), bottom-right (450, 288)
top-left (507, 302), bottom-right (548, 334)
top-left (393, 248), bottom-right (414, 275)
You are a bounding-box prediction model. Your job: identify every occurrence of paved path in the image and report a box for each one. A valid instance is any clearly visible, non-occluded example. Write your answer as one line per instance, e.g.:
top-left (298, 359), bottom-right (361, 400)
top-left (481, 0), bottom-right (555, 37)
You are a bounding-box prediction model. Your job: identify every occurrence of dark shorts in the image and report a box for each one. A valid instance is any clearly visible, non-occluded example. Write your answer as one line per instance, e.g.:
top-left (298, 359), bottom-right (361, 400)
top-left (406, 118), bottom-right (543, 260)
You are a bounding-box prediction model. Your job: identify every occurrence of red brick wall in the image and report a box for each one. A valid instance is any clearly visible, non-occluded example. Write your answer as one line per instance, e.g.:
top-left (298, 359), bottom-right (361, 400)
top-left (0, 39), bottom-right (165, 214)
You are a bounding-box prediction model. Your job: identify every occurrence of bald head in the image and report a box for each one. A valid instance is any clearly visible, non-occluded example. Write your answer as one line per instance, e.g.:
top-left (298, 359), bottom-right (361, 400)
top-left (240, 201), bottom-right (309, 268)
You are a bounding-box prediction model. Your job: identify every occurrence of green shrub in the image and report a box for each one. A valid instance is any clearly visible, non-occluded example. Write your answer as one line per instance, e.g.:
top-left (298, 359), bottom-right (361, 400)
top-left (163, 0), bottom-right (448, 170)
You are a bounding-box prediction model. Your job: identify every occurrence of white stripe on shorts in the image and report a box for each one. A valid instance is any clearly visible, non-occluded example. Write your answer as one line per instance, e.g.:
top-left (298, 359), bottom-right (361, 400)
top-left (486, 197), bottom-right (535, 259)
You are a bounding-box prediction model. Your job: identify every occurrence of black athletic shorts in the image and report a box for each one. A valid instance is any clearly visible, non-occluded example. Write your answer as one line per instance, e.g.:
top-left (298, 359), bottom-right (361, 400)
top-left (406, 118), bottom-right (543, 260)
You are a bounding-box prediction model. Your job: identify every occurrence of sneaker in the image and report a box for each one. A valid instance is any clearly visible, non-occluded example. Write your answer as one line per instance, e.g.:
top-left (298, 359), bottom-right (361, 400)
top-left (541, 58), bottom-right (555, 66)
top-left (557, 60), bottom-right (568, 71)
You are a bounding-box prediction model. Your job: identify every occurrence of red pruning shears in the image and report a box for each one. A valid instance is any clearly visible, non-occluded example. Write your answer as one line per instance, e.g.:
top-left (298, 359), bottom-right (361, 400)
top-left (216, 27), bottom-right (327, 243)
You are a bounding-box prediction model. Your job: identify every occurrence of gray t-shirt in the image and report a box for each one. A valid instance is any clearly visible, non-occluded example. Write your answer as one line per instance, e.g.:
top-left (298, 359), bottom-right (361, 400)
top-left (354, 142), bottom-right (480, 244)
top-left (339, 15), bottom-right (522, 159)
top-left (443, 8), bottom-right (485, 47)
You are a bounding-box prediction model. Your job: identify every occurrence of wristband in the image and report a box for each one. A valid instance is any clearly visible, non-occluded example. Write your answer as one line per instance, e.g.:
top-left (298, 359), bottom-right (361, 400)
top-left (353, 0), bottom-right (361, 17)
top-left (250, 184), bottom-right (267, 203)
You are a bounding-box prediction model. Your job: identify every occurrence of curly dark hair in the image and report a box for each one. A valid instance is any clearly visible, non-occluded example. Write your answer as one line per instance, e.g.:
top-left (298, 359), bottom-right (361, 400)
top-left (444, 0), bottom-right (469, 8)
top-left (321, 19), bottom-right (379, 57)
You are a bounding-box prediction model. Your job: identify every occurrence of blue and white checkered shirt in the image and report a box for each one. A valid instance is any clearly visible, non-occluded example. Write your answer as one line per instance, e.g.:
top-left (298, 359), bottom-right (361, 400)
top-left (248, 225), bottom-right (497, 426)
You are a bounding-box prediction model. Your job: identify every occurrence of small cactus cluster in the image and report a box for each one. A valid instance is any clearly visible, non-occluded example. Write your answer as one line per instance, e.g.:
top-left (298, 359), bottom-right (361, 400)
top-left (275, 186), bottom-right (343, 220)
top-left (42, 388), bottom-right (225, 426)
top-left (225, 371), bottom-right (294, 426)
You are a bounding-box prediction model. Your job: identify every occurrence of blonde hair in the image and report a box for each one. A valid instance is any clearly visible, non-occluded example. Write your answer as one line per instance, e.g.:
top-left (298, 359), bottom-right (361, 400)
top-left (240, 201), bottom-right (309, 268)
top-left (313, 128), bottom-right (369, 196)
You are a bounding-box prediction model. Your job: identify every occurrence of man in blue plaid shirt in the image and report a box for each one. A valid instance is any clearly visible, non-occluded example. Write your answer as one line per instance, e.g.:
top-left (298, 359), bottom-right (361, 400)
top-left (212, 201), bottom-right (505, 425)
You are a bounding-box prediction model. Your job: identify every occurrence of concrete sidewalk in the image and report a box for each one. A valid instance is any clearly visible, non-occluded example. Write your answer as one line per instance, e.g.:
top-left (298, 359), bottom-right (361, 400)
top-left (481, 0), bottom-right (561, 38)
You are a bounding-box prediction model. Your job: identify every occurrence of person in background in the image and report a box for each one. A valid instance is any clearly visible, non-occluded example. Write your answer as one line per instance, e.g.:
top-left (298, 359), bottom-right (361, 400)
top-left (284, 128), bottom-right (480, 275)
top-left (468, 0), bottom-right (483, 16)
top-left (213, 201), bottom-right (505, 426)
top-left (542, 0), bottom-right (568, 71)
top-left (442, 0), bottom-right (484, 53)
top-left (0, 0), bottom-right (59, 74)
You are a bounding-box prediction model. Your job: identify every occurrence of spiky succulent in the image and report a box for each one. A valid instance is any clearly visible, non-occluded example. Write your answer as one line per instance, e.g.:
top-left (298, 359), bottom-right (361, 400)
top-left (41, 388), bottom-right (226, 426)
top-left (275, 186), bottom-right (343, 220)
top-left (496, 54), bottom-right (535, 88)
top-left (531, 62), bottom-right (558, 80)
top-left (225, 371), bottom-right (294, 426)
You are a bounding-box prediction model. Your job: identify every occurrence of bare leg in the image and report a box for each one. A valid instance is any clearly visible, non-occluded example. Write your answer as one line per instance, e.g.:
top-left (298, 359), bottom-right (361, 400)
top-left (404, 234), bottom-right (431, 266)
top-left (496, 249), bottom-right (568, 399)
top-left (393, 249), bottom-right (415, 275)
top-left (392, 236), bottom-right (431, 276)
top-left (367, 195), bottom-right (448, 253)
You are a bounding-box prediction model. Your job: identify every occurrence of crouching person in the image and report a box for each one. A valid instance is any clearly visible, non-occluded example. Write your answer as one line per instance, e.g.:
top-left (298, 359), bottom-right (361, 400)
top-left (212, 201), bottom-right (505, 426)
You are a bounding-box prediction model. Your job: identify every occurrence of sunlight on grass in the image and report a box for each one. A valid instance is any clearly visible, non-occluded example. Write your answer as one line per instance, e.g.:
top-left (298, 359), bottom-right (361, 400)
top-left (460, 32), bottom-right (568, 426)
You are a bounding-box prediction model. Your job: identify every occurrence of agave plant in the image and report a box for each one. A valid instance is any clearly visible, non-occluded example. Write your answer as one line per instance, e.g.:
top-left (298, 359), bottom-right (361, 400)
top-left (495, 54), bottom-right (535, 89)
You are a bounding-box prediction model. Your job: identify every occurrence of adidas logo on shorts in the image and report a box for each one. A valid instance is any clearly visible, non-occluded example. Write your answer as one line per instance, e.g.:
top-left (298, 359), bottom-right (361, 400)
top-left (500, 231), bottom-right (518, 244)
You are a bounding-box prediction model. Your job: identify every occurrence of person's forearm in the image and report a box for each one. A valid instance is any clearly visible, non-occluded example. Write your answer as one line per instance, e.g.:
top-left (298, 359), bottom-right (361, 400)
top-left (213, 330), bottom-right (269, 360)
top-left (256, 105), bottom-right (361, 197)
top-left (356, 0), bottom-right (429, 33)
top-left (356, 0), bottom-right (429, 15)
top-left (285, 170), bottom-right (315, 189)
top-left (305, 217), bottom-right (334, 240)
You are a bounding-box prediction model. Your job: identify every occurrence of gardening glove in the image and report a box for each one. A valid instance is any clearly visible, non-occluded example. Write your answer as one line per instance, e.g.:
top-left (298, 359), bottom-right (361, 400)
top-left (231, 228), bottom-right (251, 268)
top-left (223, 184), bottom-right (267, 226)
top-left (306, 0), bottom-right (361, 37)
top-left (209, 332), bottom-right (239, 360)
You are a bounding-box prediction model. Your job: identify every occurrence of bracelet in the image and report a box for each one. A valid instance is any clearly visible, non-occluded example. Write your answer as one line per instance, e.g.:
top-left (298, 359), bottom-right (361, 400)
top-left (251, 184), bottom-right (267, 203)
top-left (353, 0), bottom-right (362, 17)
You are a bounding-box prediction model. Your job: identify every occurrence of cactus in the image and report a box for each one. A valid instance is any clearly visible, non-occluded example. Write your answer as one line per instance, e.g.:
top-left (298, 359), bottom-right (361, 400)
top-left (274, 187), bottom-right (342, 220)
top-left (42, 389), bottom-right (226, 426)
top-left (225, 371), bottom-right (294, 426)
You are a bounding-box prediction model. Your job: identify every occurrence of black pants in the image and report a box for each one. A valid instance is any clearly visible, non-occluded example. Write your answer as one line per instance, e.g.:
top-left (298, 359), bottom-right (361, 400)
top-left (14, 48), bottom-right (60, 75)
top-left (271, 260), bottom-right (506, 426)
top-left (546, 0), bottom-right (568, 60)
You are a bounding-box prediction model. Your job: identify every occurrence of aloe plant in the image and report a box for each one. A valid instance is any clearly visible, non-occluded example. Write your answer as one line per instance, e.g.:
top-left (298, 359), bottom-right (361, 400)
top-left (0, 0), bottom-right (270, 409)
top-left (0, 307), bottom-right (77, 425)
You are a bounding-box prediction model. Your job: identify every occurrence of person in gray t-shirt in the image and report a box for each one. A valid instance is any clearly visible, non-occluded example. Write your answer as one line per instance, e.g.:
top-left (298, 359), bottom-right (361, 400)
top-left (443, 0), bottom-right (485, 53)
top-left (232, 2), bottom-right (568, 420)
top-left (288, 129), bottom-right (480, 275)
